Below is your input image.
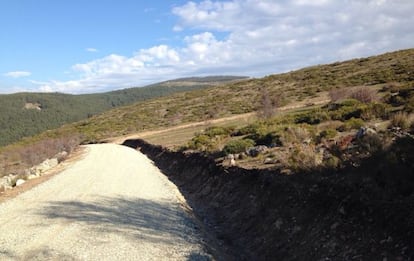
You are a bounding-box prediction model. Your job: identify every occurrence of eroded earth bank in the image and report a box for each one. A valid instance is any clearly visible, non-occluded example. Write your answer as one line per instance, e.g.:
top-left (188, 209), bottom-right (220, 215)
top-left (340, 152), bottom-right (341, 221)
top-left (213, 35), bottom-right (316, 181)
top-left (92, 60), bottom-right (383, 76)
top-left (123, 139), bottom-right (414, 261)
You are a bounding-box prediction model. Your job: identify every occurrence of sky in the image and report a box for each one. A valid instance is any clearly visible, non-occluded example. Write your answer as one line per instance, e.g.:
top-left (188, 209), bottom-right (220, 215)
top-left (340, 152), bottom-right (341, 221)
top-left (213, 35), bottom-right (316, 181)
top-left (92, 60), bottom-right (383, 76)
top-left (0, 0), bottom-right (413, 94)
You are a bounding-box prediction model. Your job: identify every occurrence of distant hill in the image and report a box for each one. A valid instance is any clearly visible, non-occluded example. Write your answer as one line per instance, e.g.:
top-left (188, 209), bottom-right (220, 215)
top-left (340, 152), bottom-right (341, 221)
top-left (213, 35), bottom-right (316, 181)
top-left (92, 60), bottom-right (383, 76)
top-left (0, 76), bottom-right (247, 146)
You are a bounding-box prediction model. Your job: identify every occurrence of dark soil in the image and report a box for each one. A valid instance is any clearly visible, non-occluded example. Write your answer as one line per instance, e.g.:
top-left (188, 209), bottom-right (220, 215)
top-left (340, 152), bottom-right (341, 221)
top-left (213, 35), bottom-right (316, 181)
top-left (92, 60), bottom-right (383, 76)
top-left (123, 138), bottom-right (414, 261)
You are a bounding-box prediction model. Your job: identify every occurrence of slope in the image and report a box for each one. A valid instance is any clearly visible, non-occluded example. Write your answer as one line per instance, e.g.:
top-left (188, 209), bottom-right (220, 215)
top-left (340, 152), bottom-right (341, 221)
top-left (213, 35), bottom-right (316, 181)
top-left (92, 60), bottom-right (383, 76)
top-left (58, 48), bottom-right (413, 143)
top-left (0, 76), bottom-right (247, 146)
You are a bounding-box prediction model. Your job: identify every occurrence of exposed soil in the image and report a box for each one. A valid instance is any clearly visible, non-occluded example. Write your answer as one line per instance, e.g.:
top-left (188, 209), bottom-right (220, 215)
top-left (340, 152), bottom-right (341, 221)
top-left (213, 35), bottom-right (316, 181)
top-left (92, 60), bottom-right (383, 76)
top-left (123, 138), bottom-right (414, 261)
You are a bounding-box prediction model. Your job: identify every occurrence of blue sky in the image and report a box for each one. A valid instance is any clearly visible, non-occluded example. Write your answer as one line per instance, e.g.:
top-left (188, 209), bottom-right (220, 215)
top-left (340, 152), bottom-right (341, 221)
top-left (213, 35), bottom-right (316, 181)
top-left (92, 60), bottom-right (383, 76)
top-left (1, 0), bottom-right (413, 94)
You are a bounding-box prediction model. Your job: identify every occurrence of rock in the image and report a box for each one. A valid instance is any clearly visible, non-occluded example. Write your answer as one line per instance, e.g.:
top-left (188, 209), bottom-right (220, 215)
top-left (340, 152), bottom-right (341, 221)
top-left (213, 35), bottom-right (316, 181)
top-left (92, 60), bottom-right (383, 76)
top-left (280, 169), bottom-right (292, 175)
top-left (55, 151), bottom-right (68, 161)
top-left (15, 179), bottom-right (25, 186)
top-left (27, 174), bottom-right (38, 180)
top-left (36, 158), bottom-right (59, 175)
top-left (0, 176), bottom-right (14, 190)
top-left (230, 158), bottom-right (236, 166)
top-left (264, 157), bottom-right (275, 164)
top-left (246, 145), bottom-right (268, 157)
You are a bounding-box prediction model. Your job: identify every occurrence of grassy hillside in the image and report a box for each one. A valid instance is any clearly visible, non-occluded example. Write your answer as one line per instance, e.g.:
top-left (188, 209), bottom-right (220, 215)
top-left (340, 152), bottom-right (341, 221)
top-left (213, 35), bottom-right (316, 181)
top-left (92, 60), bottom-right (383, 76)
top-left (0, 76), bottom-right (246, 146)
top-left (1, 48), bottom-right (413, 179)
top-left (59, 48), bottom-right (414, 143)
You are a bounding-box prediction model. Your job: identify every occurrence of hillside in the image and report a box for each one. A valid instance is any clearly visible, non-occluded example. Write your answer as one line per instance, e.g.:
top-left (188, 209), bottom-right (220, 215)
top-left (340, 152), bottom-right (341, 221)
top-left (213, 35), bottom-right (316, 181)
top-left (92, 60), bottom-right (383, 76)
top-left (1, 48), bottom-right (413, 178)
top-left (0, 76), bottom-right (246, 146)
top-left (55, 48), bottom-right (413, 143)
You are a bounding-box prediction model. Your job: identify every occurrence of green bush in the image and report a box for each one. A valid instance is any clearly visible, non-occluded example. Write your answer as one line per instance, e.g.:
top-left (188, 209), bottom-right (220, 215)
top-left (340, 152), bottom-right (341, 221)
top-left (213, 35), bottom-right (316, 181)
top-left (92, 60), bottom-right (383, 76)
top-left (328, 99), bottom-right (365, 121)
top-left (323, 155), bottom-right (340, 169)
top-left (187, 134), bottom-right (214, 151)
top-left (337, 118), bottom-right (365, 131)
top-left (318, 128), bottom-right (337, 140)
top-left (223, 138), bottom-right (255, 155)
top-left (254, 132), bottom-right (283, 146)
top-left (361, 102), bottom-right (390, 120)
top-left (294, 109), bottom-right (329, 125)
top-left (204, 126), bottom-right (232, 137)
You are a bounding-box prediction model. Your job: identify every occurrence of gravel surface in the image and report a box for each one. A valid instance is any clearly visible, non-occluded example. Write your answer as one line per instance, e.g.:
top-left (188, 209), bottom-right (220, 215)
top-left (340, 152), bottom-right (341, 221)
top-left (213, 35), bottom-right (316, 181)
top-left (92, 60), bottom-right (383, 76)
top-left (0, 144), bottom-right (212, 261)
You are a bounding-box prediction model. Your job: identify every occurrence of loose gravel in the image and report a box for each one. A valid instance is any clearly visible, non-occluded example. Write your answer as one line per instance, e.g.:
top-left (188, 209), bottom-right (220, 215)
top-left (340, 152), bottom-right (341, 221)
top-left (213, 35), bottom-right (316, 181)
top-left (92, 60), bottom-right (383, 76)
top-left (0, 144), bottom-right (212, 261)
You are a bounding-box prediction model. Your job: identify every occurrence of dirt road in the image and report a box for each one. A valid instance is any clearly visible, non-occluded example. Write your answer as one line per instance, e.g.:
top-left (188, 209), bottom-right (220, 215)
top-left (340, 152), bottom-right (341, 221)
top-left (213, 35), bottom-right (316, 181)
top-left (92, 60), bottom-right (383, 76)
top-left (0, 144), bottom-right (211, 260)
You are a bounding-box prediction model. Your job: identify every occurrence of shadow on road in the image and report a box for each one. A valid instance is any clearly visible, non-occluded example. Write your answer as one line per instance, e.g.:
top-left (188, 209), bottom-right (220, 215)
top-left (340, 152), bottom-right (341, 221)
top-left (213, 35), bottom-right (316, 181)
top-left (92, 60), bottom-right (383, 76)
top-left (37, 196), bottom-right (201, 247)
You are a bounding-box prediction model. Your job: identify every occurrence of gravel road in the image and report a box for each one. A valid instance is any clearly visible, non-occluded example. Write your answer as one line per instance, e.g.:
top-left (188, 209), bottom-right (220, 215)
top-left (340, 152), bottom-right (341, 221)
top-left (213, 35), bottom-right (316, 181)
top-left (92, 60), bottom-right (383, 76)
top-left (0, 144), bottom-right (212, 260)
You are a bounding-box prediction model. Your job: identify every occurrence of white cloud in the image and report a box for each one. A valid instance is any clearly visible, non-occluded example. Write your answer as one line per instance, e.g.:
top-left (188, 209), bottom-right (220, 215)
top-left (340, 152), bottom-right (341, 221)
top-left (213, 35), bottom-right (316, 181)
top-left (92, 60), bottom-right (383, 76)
top-left (4, 71), bottom-right (32, 78)
top-left (86, 48), bottom-right (98, 52)
top-left (33, 0), bottom-right (414, 93)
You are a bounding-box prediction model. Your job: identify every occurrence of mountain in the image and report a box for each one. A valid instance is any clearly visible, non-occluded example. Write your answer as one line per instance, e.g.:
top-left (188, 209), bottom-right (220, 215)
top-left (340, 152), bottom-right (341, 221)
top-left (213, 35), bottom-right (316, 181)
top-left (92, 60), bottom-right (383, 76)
top-left (0, 76), bottom-right (247, 146)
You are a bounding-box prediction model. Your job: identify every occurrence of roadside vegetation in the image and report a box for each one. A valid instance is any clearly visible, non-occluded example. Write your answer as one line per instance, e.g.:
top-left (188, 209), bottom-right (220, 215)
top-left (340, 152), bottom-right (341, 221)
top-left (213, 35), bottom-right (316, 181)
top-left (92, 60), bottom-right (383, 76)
top-left (181, 84), bottom-right (414, 172)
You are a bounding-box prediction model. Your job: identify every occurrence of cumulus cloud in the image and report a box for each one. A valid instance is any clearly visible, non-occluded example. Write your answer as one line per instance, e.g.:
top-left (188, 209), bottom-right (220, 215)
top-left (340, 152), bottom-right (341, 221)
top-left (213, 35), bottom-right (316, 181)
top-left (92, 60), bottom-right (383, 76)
top-left (4, 71), bottom-right (32, 78)
top-left (34, 0), bottom-right (414, 93)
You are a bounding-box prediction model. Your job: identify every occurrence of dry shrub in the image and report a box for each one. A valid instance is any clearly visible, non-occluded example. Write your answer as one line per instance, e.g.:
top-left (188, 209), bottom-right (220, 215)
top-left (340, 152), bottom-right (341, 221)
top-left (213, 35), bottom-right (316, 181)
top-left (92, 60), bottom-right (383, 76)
top-left (257, 88), bottom-right (280, 119)
top-left (0, 135), bottom-right (81, 178)
top-left (350, 87), bottom-right (377, 103)
top-left (329, 88), bottom-right (350, 102)
top-left (389, 112), bottom-right (410, 130)
top-left (285, 144), bottom-right (323, 171)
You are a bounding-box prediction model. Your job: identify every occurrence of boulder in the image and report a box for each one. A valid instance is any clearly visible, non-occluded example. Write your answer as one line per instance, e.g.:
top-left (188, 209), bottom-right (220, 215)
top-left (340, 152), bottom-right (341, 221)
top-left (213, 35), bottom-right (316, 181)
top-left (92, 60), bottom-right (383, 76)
top-left (246, 145), bottom-right (268, 157)
top-left (55, 151), bottom-right (68, 162)
top-left (15, 179), bottom-right (25, 186)
top-left (0, 175), bottom-right (14, 190)
top-left (36, 158), bottom-right (59, 175)
top-left (27, 174), bottom-right (38, 180)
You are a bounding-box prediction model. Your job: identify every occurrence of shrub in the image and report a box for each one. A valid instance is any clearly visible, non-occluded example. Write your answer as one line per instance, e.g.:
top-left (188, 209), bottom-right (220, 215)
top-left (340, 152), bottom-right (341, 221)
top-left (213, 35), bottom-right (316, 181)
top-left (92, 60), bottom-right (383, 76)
top-left (361, 102), bottom-right (389, 120)
top-left (323, 155), bottom-right (340, 169)
top-left (281, 125), bottom-right (315, 145)
top-left (357, 133), bottom-right (384, 155)
top-left (350, 87), bottom-right (377, 103)
top-left (286, 144), bottom-right (323, 171)
top-left (223, 139), bottom-right (255, 155)
top-left (318, 128), bottom-right (337, 140)
top-left (204, 126), bottom-right (232, 137)
top-left (294, 109), bottom-right (329, 125)
top-left (254, 132), bottom-right (283, 146)
top-left (337, 117), bottom-right (365, 131)
top-left (389, 112), bottom-right (410, 130)
top-left (328, 99), bottom-right (364, 121)
top-left (187, 134), bottom-right (214, 151)
top-left (235, 122), bottom-right (267, 136)
top-left (329, 88), bottom-right (350, 102)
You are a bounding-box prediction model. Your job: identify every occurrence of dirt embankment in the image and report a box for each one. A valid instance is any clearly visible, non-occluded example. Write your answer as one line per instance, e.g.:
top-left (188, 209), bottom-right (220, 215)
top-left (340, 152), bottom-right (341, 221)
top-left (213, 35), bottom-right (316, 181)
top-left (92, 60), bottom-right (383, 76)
top-left (123, 139), bottom-right (414, 261)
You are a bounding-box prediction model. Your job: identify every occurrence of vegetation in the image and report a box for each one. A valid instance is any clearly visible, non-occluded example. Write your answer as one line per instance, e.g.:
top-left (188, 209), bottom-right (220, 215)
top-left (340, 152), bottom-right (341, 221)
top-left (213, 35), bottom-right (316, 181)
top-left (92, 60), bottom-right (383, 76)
top-left (0, 76), bottom-right (246, 146)
top-left (1, 48), bottom-right (414, 178)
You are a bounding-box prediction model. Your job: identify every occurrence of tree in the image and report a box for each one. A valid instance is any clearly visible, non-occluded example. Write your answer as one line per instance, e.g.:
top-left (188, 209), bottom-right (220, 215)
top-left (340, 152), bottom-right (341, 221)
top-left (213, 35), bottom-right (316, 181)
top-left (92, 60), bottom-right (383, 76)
top-left (258, 88), bottom-right (280, 119)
